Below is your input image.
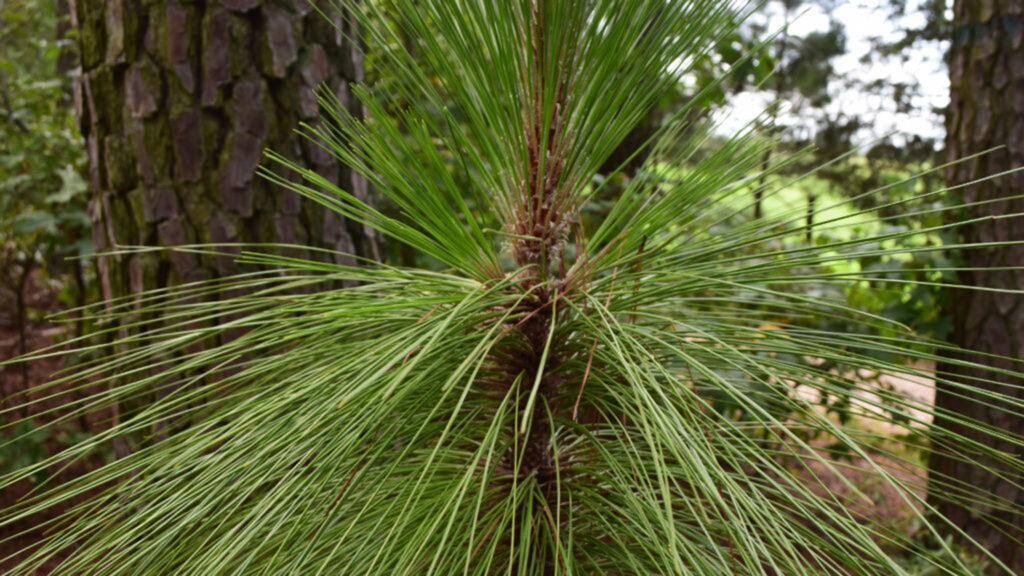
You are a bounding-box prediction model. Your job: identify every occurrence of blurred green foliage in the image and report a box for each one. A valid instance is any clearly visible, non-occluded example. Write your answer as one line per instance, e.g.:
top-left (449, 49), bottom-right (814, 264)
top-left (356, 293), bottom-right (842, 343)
top-left (0, 0), bottom-right (91, 305)
top-left (0, 0), bottom-right (92, 342)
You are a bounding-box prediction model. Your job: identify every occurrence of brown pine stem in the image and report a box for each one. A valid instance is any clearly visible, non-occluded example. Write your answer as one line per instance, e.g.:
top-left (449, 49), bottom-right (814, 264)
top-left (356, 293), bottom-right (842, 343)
top-left (510, 0), bottom-right (569, 471)
top-left (499, 5), bottom-right (582, 570)
top-left (513, 0), bottom-right (571, 275)
top-left (517, 289), bottom-right (561, 480)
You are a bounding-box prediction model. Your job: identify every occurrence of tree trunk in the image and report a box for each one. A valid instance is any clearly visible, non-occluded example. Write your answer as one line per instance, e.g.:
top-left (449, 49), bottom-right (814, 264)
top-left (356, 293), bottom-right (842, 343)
top-left (930, 0), bottom-right (1024, 571)
top-left (56, 0), bottom-right (77, 101)
top-left (70, 1), bottom-right (380, 455)
top-left (71, 0), bottom-right (380, 308)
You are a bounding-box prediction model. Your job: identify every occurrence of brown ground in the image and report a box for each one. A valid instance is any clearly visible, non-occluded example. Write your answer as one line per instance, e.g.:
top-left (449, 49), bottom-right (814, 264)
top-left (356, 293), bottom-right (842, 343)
top-left (0, 272), bottom-right (110, 574)
top-left (785, 364), bottom-right (938, 552)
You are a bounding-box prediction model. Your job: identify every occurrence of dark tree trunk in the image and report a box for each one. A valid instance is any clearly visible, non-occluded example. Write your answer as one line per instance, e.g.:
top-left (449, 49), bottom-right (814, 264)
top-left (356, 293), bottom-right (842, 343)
top-left (71, 0), bottom-right (380, 308)
top-left (70, 1), bottom-right (380, 455)
top-left (599, 112), bottom-right (657, 176)
top-left (930, 0), bottom-right (1024, 571)
top-left (805, 192), bottom-right (815, 243)
top-left (56, 0), bottom-right (77, 100)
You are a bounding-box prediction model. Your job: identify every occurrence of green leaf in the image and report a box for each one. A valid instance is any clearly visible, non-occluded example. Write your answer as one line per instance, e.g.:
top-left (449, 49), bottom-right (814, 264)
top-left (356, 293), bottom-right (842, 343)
top-left (14, 209), bottom-right (57, 235)
top-left (45, 164), bottom-right (88, 204)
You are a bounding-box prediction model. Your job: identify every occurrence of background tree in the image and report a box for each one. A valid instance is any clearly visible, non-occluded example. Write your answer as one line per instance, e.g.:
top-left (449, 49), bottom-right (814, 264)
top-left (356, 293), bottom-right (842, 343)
top-left (746, 0), bottom-right (846, 220)
top-left (70, 1), bottom-right (383, 455)
top-left (929, 0), bottom-right (1024, 570)
top-left (735, 0), bottom-right (958, 342)
top-left (73, 0), bottom-right (381, 308)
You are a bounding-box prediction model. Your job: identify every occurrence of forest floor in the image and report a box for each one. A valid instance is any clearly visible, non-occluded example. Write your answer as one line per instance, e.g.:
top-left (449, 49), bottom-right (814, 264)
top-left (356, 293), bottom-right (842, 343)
top-left (790, 364), bottom-right (937, 542)
top-left (0, 273), bottom-right (110, 574)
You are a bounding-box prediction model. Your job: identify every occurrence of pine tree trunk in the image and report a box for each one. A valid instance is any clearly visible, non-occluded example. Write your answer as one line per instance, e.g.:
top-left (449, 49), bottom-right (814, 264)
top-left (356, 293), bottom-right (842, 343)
top-left (71, 0), bottom-right (380, 307)
top-left (70, 1), bottom-right (380, 455)
top-left (930, 0), bottom-right (1024, 571)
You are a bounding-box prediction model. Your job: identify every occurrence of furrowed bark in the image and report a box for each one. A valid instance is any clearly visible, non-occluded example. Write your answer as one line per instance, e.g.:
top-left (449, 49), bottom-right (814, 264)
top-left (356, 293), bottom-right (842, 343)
top-left (930, 0), bottom-right (1024, 571)
top-left (70, 0), bottom-right (380, 450)
top-left (72, 0), bottom-right (381, 307)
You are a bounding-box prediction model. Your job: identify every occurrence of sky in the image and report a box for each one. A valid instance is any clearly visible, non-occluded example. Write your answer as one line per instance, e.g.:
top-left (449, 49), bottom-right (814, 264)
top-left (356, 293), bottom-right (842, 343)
top-left (720, 0), bottom-right (950, 145)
